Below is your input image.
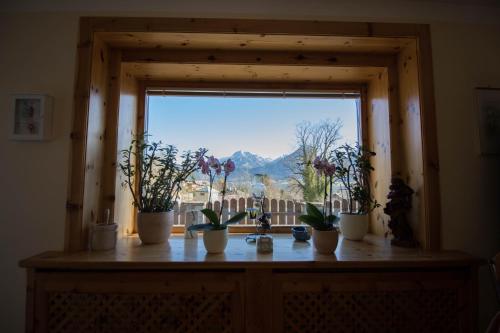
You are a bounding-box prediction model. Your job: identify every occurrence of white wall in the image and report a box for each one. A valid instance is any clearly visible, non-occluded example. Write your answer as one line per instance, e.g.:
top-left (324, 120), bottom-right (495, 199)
top-left (432, 22), bottom-right (500, 329)
top-left (1, 1), bottom-right (499, 332)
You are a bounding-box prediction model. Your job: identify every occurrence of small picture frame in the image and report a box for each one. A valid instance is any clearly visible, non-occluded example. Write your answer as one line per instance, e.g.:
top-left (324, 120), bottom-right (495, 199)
top-left (10, 94), bottom-right (53, 141)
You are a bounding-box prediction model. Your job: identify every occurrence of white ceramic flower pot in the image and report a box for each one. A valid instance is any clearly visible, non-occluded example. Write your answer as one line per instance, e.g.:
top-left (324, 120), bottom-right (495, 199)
top-left (137, 211), bottom-right (173, 244)
top-left (203, 228), bottom-right (228, 254)
top-left (312, 229), bottom-right (339, 254)
top-left (339, 213), bottom-right (368, 240)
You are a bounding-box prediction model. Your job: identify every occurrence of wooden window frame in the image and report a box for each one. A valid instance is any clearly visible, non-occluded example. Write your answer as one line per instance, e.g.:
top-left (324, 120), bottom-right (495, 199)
top-left (66, 17), bottom-right (439, 251)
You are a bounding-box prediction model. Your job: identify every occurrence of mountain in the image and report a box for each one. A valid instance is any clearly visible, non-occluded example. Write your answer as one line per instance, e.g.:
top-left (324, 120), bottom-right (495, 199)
top-left (221, 151), bottom-right (272, 181)
top-left (251, 149), bottom-right (300, 180)
top-left (222, 150), bottom-right (298, 181)
top-left (193, 150), bottom-right (298, 182)
top-left (222, 151), bottom-right (270, 169)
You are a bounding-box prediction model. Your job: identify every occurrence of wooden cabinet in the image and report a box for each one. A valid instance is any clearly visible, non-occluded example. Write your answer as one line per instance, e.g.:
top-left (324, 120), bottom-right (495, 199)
top-left (272, 271), bottom-right (473, 333)
top-left (32, 272), bottom-right (244, 333)
top-left (21, 235), bottom-right (479, 333)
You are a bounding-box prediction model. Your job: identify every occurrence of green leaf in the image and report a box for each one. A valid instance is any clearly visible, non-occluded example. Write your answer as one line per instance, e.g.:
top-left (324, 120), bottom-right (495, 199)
top-left (211, 224), bottom-right (227, 230)
top-left (305, 202), bottom-right (324, 220)
top-left (187, 223), bottom-right (214, 231)
top-left (224, 212), bottom-right (247, 225)
top-left (201, 208), bottom-right (220, 225)
top-left (298, 215), bottom-right (329, 231)
top-left (326, 214), bottom-right (340, 224)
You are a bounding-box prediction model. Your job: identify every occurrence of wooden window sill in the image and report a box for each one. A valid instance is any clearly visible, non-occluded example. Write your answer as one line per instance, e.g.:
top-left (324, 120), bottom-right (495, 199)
top-left (20, 234), bottom-right (479, 271)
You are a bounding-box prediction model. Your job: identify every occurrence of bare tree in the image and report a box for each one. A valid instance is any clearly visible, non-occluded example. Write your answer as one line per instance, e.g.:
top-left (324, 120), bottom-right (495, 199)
top-left (288, 118), bottom-right (343, 202)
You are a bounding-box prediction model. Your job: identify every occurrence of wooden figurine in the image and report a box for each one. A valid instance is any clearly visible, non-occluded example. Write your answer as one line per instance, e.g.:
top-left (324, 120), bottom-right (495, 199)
top-left (384, 177), bottom-right (418, 247)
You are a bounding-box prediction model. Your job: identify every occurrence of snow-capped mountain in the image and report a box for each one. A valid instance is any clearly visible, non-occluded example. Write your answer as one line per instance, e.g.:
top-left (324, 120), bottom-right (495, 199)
top-left (221, 150), bottom-right (297, 181)
top-left (250, 150), bottom-right (300, 180)
top-left (221, 150), bottom-right (271, 169)
top-left (193, 150), bottom-right (298, 182)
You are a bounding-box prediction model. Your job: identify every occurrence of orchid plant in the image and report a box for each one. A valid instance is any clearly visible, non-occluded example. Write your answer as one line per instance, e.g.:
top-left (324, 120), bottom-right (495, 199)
top-left (188, 156), bottom-right (247, 231)
top-left (298, 158), bottom-right (339, 231)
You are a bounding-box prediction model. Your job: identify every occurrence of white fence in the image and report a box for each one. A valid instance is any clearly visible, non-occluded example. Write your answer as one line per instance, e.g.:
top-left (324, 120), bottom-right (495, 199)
top-left (173, 196), bottom-right (355, 226)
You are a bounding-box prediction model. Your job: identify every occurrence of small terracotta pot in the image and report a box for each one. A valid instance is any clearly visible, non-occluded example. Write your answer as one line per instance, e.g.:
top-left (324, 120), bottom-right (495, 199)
top-left (312, 229), bottom-right (339, 254)
top-left (203, 228), bottom-right (228, 254)
top-left (339, 213), bottom-right (368, 240)
top-left (137, 211), bottom-right (174, 244)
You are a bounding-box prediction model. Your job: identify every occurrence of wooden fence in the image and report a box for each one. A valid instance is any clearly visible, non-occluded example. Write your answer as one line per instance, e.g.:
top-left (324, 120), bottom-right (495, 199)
top-left (173, 196), bottom-right (353, 226)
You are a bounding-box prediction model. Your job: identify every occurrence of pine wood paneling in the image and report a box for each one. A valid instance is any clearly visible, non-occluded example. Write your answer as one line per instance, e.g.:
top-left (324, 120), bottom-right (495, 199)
top-left (81, 35), bottom-right (110, 249)
top-left (123, 62), bottom-right (384, 83)
top-left (416, 26), bottom-right (441, 251)
top-left (398, 41), bottom-right (426, 247)
top-left (122, 49), bottom-right (395, 67)
top-left (21, 234), bottom-right (478, 271)
top-left (65, 18), bottom-right (93, 252)
top-left (100, 50), bottom-right (121, 224)
top-left (114, 68), bottom-right (139, 236)
top-left (66, 18), bottom-right (441, 251)
top-left (367, 69), bottom-right (392, 236)
top-left (99, 31), bottom-right (413, 53)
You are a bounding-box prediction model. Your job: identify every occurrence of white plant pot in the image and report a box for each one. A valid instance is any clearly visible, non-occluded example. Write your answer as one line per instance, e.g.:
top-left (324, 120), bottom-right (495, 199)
top-left (312, 229), bottom-right (339, 254)
top-left (137, 211), bottom-right (174, 244)
top-left (203, 228), bottom-right (228, 254)
top-left (90, 223), bottom-right (117, 251)
top-left (339, 213), bottom-right (368, 240)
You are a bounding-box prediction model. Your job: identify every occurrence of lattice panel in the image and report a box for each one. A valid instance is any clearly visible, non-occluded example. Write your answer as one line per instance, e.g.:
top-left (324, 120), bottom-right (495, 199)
top-left (47, 291), bottom-right (233, 333)
top-left (283, 288), bottom-right (460, 333)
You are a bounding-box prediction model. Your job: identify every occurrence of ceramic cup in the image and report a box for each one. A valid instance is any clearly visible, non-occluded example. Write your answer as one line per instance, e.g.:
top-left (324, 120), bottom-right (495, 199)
top-left (292, 226), bottom-right (311, 241)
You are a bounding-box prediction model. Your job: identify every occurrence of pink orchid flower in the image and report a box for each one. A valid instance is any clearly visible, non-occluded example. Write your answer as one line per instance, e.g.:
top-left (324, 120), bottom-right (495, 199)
top-left (312, 156), bottom-right (335, 177)
top-left (200, 161), bottom-right (210, 175)
top-left (324, 163), bottom-right (336, 177)
top-left (224, 159), bottom-right (236, 175)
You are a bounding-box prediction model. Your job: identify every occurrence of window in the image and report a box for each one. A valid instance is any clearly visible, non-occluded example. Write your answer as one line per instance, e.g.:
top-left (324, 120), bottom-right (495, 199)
top-left (146, 90), bottom-right (360, 229)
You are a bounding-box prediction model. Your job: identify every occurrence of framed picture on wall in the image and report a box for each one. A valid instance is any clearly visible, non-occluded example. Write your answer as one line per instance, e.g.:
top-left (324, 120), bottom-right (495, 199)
top-left (476, 88), bottom-right (500, 155)
top-left (10, 94), bottom-right (53, 141)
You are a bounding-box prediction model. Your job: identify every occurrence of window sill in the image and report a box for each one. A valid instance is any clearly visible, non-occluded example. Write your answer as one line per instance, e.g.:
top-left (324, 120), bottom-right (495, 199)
top-left (19, 234), bottom-right (478, 271)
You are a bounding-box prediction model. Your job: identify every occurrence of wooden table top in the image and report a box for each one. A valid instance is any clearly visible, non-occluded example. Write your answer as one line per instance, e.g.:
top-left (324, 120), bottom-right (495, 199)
top-left (19, 234), bottom-right (480, 270)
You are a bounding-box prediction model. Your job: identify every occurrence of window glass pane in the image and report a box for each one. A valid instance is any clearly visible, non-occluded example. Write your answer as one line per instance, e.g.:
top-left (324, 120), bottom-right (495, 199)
top-left (147, 94), bottom-right (359, 225)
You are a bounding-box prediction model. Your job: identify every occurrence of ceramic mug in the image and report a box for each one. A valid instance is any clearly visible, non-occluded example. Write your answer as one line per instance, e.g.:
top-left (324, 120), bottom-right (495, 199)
top-left (292, 226), bottom-right (311, 241)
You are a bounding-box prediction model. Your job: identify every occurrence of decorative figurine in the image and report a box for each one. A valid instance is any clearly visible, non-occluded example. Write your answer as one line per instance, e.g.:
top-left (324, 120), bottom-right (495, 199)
top-left (245, 194), bottom-right (272, 243)
top-left (384, 177), bottom-right (418, 248)
top-left (246, 174), bottom-right (272, 244)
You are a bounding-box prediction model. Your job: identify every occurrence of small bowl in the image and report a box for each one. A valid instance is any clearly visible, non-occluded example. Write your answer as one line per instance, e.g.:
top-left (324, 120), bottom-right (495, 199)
top-left (292, 226), bottom-right (311, 241)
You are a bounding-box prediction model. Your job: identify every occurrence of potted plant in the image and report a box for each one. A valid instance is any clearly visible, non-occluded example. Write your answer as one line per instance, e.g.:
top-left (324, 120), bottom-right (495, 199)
top-left (298, 158), bottom-right (340, 254)
top-left (333, 144), bottom-right (380, 240)
top-left (188, 156), bottom-right (247, 253)
top-left (120, 135), bottom-right (206, 244)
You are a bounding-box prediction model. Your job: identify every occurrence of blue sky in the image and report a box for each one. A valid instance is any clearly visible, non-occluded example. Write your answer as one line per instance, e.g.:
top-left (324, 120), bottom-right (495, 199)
top-left (147, 95), bottom-right (359, 159)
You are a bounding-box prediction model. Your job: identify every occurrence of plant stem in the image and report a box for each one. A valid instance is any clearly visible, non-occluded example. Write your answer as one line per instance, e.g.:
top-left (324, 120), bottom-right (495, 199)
top-left (323, 174), bottom-right (328, 221)
top-left (219, 173), bottom-right (228, 223)
top-left (208, 171), bottom-right (214, 209)
top-left (125, 147), bottom-right (141, 211)
top-left (329, 175), bottom-right (333, 216)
